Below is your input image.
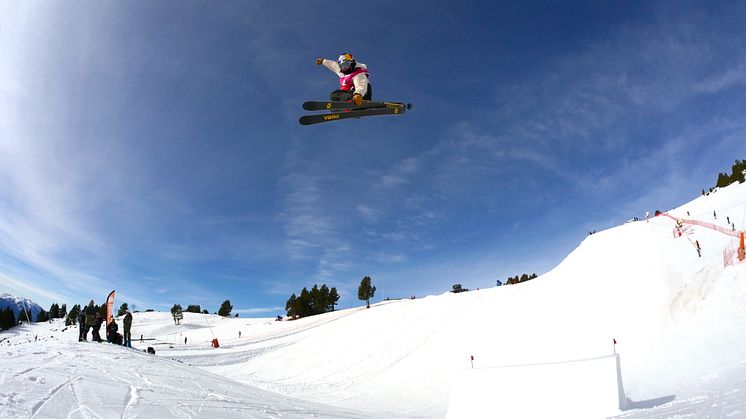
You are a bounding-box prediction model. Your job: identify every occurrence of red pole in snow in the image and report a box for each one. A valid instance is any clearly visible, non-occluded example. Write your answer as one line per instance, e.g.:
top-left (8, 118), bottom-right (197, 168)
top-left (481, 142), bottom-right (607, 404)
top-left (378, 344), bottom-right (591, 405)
top-left (470, 355), bottom-right (474, 369)
top-left (613, 338), bottom-right (617, 354)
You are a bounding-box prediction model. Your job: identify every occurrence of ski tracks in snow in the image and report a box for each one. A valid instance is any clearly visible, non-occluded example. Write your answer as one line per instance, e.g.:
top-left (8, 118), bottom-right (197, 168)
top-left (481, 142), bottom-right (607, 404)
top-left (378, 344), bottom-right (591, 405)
top-left (30, 375), bottom-right (82, 418)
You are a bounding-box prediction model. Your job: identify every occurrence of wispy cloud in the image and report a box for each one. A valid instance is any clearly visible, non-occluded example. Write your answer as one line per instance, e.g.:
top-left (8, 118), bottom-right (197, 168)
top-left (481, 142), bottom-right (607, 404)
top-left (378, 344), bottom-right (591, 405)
top-left (0, 272), bottom-right (68, 304)
top-left (234, 306), bottom-right (284, 315)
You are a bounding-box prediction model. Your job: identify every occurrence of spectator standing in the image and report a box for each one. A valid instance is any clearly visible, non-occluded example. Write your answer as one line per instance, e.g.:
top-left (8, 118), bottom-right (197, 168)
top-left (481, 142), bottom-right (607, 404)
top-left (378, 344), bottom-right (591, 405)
top-left (78, 310), bottom-right (86, 341)
top-left (92, 312), bottom-right (103, 342)
top-left (84, 301), bottom-right (97, 341)
top-left (123, 310), bottom-right (133, 347)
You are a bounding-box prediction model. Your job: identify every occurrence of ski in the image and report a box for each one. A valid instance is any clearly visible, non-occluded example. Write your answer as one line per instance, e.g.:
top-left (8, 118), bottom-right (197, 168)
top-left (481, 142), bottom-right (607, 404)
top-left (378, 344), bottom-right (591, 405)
top-left (299, 107), bottom-right (407, 126)
top-left (302, 101), bottom-right (412, 111)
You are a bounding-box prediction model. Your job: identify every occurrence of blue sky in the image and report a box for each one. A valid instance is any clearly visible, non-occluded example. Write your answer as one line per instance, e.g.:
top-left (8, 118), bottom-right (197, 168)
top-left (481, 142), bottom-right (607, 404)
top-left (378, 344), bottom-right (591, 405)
top-left (1, 1), bottom-right (745, 315)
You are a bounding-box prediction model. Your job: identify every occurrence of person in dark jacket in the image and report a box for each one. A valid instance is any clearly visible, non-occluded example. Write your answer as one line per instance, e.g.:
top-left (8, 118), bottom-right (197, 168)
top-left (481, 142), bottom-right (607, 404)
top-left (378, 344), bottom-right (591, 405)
top-left (92, 312), bottom-right (103, 342)
top-left (106, 318), bottom-right (118, 343)
top-left (123, 311), bottom-right (132, 347)
top-left (84, 300), bottom-right (97, 341)
top-left (78, 311), bottom-right (87, 341)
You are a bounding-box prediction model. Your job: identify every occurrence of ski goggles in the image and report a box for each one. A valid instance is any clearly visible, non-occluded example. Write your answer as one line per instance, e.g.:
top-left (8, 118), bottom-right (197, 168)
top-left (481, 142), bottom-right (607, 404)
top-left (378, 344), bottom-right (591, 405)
top-left (338, 60), bottom-right (354, 72)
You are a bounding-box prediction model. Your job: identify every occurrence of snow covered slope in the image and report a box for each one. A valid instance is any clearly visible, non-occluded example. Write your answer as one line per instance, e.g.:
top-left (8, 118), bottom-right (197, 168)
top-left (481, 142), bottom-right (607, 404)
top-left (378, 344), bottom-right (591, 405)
top-left (0, 320), bottom-right (369, 418)
top-left (1, 181), bottom-right (745, 418)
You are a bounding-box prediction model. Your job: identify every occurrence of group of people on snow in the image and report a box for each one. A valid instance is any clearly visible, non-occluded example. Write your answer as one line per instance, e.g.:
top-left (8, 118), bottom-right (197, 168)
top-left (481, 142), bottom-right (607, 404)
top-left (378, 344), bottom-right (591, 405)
top-left (77, 300), bottom-right (132, 347)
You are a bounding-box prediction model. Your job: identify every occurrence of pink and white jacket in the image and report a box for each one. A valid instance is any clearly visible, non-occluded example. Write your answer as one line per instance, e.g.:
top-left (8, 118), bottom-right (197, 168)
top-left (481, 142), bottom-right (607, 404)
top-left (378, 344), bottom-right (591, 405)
top-left (321, 59), bottom-right (370, 97)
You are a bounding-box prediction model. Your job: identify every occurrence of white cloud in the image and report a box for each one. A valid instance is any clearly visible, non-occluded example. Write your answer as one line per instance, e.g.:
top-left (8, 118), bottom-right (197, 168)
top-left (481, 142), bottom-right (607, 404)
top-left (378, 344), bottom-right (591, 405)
top-left (234, 306), bottom-right (284, 315)
top-left (0, 272), bottom-right (68, 305)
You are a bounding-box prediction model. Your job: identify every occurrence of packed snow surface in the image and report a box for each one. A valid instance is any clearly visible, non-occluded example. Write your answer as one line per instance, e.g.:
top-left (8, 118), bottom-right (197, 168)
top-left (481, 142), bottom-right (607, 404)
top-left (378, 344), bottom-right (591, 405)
top-left (2, 181), bottom-right (746, 418)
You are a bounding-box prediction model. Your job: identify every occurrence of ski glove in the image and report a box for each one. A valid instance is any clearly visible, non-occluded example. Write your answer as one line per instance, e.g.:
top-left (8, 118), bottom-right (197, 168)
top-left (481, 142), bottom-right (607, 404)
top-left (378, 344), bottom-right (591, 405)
top-left (353, 93), bottom-right (363, 106)
top-left (315, 58), bottom-right (324, 65)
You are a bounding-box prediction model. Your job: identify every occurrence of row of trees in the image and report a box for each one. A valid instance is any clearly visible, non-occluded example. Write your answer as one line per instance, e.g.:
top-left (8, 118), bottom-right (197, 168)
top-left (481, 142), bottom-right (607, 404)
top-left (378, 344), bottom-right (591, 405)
top-left (505, 273), bottom-right (538, 285)
top-left (714, 159), bottom-right (746, 188)
top-left (1, 302), bottom-right (69, 331)
top-left (285, 276), bottom-right (378, 319)
top-left (452, 273), bottom-right (537, 292)
top-left (1, 307), bottom-right (18, 330)
top-left (286, 284), bottom-right (340, 318)
top-left (167, 301), bottom-right (234, 325)
top-left (31, 302), bottom-right (69, 323)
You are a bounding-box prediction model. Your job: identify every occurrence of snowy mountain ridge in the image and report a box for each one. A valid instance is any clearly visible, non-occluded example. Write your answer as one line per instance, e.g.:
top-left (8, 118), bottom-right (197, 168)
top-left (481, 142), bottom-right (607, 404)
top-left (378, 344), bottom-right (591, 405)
top-left (0, 293), bottom-right (43, 321)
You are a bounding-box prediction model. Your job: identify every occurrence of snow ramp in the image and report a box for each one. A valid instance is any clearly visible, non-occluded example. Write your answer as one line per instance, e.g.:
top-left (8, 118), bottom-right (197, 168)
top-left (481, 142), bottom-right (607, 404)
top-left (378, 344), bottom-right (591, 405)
top-left (446, 354), bottom-right (626, 419)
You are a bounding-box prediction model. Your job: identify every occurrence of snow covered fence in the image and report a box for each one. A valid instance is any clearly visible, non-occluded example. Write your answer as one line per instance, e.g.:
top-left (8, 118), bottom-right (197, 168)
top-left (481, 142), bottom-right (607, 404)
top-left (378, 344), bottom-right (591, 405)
top-left (446, 354), bottom-right (626, 419)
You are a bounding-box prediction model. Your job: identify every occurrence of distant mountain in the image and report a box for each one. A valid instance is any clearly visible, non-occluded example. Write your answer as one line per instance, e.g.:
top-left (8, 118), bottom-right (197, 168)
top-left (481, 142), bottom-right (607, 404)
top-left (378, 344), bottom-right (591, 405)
top-left (0, 293), bottom-right (44, 322)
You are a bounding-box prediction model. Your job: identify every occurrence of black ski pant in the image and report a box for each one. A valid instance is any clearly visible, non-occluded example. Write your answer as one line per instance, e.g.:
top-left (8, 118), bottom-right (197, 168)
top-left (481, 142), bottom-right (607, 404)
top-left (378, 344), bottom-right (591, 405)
top-left (330, 84), bottom-right (372, 102)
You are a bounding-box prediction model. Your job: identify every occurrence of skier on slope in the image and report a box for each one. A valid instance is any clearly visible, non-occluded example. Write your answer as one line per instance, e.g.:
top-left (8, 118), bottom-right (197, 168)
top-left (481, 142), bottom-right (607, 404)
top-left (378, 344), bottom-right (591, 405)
top-left (315, 53), bottom-right (372, 105)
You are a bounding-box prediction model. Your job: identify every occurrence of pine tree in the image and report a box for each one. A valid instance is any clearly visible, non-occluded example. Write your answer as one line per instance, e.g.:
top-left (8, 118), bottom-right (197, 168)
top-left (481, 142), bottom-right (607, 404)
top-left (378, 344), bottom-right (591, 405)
top-left (186, 304), bottom-right (202, 313)
top-left (37, 309), bottom-right (49, 322)
top-left (117, 303), bottom-right (129, 317)
top-left (3, 307), bottom-right (17, 330)
top-left (49, 303), bottom-right (60, 319)
top-left (66, 304), bottom-right (81, 326)
top-left (328, 287), bottom-right (340, 311)
top-left (1, 307), bottom-right (11, 330)
top-left (170, 304), bottom-right (183, 325)
top-left (18, 309), bottom-right (30, 323)
top-left (732, 159), bottom-right (746, 184)
top-left (285, 293), bottom-right (297, 317)
top-left (716, 172), bottom-right (731, 188)
top-left (60, 304), bottom-right (67, 319)
top-left (311, 285), bottom-right (324, 315)
top-left (218, 300), bottom-right (233, 317)
top-left (358, 276), bottom-right (376, 309)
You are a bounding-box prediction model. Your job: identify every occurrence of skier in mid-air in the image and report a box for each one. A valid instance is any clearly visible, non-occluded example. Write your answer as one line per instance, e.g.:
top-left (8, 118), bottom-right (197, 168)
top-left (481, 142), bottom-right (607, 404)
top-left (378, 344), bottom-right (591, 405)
top-left (315, 53), bottom-right (372, 106)
top-left (299, 54), bottom-right (409, 125)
